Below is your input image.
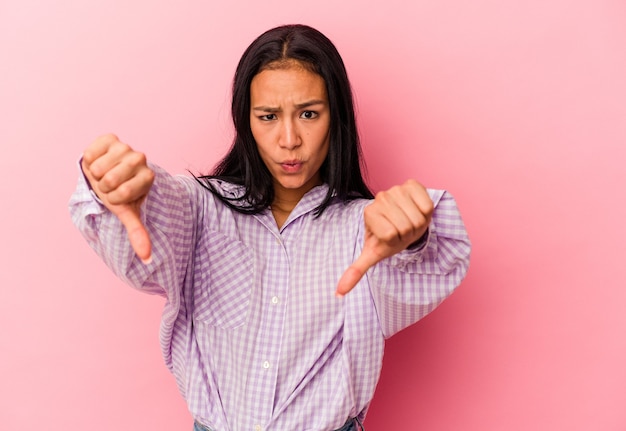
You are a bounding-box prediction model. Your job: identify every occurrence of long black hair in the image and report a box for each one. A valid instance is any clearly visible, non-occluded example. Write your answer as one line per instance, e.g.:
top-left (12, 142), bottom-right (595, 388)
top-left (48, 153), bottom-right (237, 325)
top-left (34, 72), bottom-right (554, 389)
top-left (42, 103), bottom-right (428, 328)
top-left (198, 24), bottom-right (373, 215)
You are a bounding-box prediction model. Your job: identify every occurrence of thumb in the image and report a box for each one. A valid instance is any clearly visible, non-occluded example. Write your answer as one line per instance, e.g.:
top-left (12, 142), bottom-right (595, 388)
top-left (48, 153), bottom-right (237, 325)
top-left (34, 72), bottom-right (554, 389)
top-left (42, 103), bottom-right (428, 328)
top-left (116, 205), bottom-right (152, 264)
top-left (335, 246), bottom-right (380, 298)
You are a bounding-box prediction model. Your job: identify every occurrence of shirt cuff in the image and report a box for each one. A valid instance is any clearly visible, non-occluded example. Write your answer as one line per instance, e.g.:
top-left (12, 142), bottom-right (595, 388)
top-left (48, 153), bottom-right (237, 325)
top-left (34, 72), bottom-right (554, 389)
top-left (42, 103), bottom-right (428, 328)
top-left (77, 156), bottom-right (105, 206)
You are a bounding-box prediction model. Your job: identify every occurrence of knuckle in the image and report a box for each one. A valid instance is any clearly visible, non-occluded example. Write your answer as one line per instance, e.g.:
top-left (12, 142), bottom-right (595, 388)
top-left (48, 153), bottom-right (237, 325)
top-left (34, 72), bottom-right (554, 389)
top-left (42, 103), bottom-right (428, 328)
top-left (94, 133), bottom-right (117, 146)
top-left (143, 168), bottom-right (155, 185)
top-left (128, 150), bottom-right (147, 167)
top-left (374, 190), bottom-right (390, 204)
top-left (112, 141), bottom-right (131, 154)
top-left (423, 198), bottom-right (434, 215)
top-left (401, 225), bottom-right (417, 242)
top-left (83, 161), bottom-right (98, 178)
top-left (106, 193), bottom-right (121, 205)
top-left (387, 185), bottom-right (401, 195)
top-left (88, 165), bottom-right (103, 180)
top-left (379, 226), bottom-right (398, 243)
top-left (100, 171), bottom-right (119, 190)
top-left (413, 209), bottom-right (427, 224)
top-left (102, 133), bottom-right (119, 141)
top-left (115, 182), bottom-right (134, 202)
top-left (82, 148), bottom-right (95, 165)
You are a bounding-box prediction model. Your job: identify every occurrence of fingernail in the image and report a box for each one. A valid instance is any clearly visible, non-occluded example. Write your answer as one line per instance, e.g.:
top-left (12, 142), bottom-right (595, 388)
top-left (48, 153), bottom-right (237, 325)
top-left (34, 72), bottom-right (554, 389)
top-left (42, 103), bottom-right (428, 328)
top-left (141, 255), bottom-right (153, 265)
top-left (335, 292), bottom-right (344, 299)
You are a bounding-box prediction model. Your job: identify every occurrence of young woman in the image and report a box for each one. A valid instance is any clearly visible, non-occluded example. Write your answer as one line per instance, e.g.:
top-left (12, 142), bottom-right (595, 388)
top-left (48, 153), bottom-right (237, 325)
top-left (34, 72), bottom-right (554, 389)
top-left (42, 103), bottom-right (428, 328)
top-left (70, 24), bottom-right (471, 431)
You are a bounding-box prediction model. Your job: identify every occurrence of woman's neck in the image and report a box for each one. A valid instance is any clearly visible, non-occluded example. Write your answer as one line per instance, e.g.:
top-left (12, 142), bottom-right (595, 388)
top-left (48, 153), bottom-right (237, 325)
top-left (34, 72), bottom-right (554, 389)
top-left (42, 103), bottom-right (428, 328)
top-left (270, 177), bottom-right (322, 229)
top-left (270, 196), bottom-right (300, 229)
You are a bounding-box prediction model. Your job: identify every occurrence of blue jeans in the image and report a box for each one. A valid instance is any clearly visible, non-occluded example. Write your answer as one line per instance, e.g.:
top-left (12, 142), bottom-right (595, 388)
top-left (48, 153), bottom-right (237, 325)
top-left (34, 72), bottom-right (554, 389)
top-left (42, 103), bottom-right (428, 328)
top-left (193, 417), bottom-right (363, 431)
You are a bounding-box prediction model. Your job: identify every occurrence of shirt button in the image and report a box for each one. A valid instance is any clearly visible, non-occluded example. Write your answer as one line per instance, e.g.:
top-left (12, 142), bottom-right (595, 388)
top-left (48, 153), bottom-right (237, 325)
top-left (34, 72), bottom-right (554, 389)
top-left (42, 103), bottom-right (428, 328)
top-left (275, 238), bottom-right (281, 245)
top-left (271, 296), bottom-right (279, 304)
top-left (255, 425), bottom-right (262, 431)
top-left (262, 361), bottom-right (270, 369)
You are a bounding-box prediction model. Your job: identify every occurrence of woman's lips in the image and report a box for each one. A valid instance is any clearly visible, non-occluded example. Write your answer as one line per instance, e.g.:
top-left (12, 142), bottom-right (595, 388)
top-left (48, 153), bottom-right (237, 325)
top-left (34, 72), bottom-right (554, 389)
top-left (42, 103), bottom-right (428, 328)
top-left (280, 160), bottom-right (303, 173)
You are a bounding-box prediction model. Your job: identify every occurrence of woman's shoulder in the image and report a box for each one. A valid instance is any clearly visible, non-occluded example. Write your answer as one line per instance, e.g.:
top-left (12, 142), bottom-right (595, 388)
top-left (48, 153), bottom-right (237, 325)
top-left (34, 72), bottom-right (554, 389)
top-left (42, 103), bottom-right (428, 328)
top-left (323, 195), bottom-right (371, 220)
top-left (192, 177), bottom-right (247, 200)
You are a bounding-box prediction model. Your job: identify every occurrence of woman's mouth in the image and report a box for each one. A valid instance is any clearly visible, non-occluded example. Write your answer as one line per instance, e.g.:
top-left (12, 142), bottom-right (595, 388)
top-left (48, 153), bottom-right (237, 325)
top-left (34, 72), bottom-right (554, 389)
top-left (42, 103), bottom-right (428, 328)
top-left (280, 160), bottom-right (303, 173)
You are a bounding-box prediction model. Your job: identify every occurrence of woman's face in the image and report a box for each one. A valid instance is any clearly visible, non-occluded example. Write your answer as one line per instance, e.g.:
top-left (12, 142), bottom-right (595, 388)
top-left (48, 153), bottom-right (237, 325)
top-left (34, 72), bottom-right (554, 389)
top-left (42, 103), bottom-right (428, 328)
top-left (250, 64), bottom-right (330, 203)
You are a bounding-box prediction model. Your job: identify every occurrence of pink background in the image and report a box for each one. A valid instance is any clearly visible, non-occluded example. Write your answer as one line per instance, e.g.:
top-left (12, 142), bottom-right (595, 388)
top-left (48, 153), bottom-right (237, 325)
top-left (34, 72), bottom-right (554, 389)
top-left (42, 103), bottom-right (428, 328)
top-left (1, 0), bottom-right (625, 430)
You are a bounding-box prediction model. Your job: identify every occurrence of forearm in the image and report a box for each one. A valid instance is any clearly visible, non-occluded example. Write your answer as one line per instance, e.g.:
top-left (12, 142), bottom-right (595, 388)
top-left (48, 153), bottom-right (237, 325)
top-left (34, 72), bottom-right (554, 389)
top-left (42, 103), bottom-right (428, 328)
top-left (69, 162), bottom-right (199, 296)
top-left (370, 189), bottom-right (471, 337)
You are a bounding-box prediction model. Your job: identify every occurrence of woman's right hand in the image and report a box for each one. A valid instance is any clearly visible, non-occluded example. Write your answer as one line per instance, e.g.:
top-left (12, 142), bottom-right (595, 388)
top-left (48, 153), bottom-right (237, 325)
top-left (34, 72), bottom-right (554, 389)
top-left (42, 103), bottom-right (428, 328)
top-left (81, 134), bottom-right (154, 263)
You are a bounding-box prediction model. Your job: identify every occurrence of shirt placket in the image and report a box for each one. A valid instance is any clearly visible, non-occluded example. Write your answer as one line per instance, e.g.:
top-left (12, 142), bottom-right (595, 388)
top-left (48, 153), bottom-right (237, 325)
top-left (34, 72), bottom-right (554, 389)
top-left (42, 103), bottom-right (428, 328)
top-left (249, 225), bottom-right (290, 431)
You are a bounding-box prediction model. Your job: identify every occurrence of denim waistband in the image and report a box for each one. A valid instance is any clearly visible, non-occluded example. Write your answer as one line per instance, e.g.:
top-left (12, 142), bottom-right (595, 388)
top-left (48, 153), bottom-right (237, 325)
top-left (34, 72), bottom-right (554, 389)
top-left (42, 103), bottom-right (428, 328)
top-left (335, 417), bottom-right (364, 431)
top-left (193, 417), bottom-right (364, 431)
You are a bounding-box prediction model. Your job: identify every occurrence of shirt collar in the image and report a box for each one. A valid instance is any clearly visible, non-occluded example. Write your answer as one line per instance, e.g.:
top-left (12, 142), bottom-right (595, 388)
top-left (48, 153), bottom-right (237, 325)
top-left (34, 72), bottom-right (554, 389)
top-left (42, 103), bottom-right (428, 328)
top-left (207, 180), bottom-right (333, 213)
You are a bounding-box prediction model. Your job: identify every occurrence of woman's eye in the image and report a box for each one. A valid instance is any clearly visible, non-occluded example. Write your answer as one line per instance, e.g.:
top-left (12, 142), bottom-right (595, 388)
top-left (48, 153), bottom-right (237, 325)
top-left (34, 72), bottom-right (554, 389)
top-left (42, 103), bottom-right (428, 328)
top-left (300, 111), bottom-right (318, 119)
top-left (260, 114), bottom-right (277, 121)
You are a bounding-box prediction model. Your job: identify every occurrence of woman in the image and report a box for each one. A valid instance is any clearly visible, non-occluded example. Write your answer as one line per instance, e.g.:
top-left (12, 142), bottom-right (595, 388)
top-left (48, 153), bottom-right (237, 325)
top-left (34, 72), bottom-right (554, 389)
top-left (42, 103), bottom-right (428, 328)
top-left (70, 24), bottom-right (471, 431)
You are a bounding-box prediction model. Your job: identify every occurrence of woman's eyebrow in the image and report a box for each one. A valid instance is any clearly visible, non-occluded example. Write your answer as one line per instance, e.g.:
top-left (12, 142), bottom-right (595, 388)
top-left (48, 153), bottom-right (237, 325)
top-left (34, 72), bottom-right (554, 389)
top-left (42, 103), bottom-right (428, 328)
top-left (252, 99), bottom-right (327, 112)
top-left (252, 105), bottom-right (279, 112)
top-left (294, 99), bottom-right (326, 109)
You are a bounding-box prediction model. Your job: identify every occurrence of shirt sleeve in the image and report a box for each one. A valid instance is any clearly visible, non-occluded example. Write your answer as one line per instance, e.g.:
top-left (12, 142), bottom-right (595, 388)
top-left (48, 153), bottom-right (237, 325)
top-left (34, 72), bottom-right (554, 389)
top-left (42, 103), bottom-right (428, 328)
top-left (68, 161), bottom-right (201, 302)
top-left (367, 189), bottom-right (471, 338)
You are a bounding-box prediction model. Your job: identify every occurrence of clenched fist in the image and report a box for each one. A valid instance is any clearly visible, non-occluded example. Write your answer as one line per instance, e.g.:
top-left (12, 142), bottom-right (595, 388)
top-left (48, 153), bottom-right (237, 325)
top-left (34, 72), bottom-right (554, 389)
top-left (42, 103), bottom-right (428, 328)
top-left (81, 134), bottom-right (154, 263)
top-left (335, 179), bottom-right (434, 297)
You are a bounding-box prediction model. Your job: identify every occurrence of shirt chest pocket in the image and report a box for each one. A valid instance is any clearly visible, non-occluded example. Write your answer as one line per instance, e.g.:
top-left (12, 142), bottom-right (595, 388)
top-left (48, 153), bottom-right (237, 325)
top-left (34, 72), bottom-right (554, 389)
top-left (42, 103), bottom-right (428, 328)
top-left (193, 233), bottom-right (254, 330)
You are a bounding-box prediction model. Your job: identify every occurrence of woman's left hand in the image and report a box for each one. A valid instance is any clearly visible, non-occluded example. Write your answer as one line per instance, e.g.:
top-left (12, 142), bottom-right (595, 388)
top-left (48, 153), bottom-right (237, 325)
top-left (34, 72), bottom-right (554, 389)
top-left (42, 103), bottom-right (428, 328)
top-left (335, 179), bottom-right (433, 297)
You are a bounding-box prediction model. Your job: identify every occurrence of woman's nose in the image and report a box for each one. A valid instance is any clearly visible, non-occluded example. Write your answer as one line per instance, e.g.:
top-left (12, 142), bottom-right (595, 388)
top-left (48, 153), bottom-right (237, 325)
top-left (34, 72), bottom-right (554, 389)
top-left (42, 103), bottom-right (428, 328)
top-left (278, 119), bottom-right (301, 149)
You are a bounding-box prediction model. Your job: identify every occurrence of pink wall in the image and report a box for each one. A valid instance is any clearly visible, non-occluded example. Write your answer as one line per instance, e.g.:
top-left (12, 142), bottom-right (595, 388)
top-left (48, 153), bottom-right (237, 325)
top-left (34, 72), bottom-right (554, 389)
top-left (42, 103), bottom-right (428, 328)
top-left (1, 1), bottom-right (625, 430)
